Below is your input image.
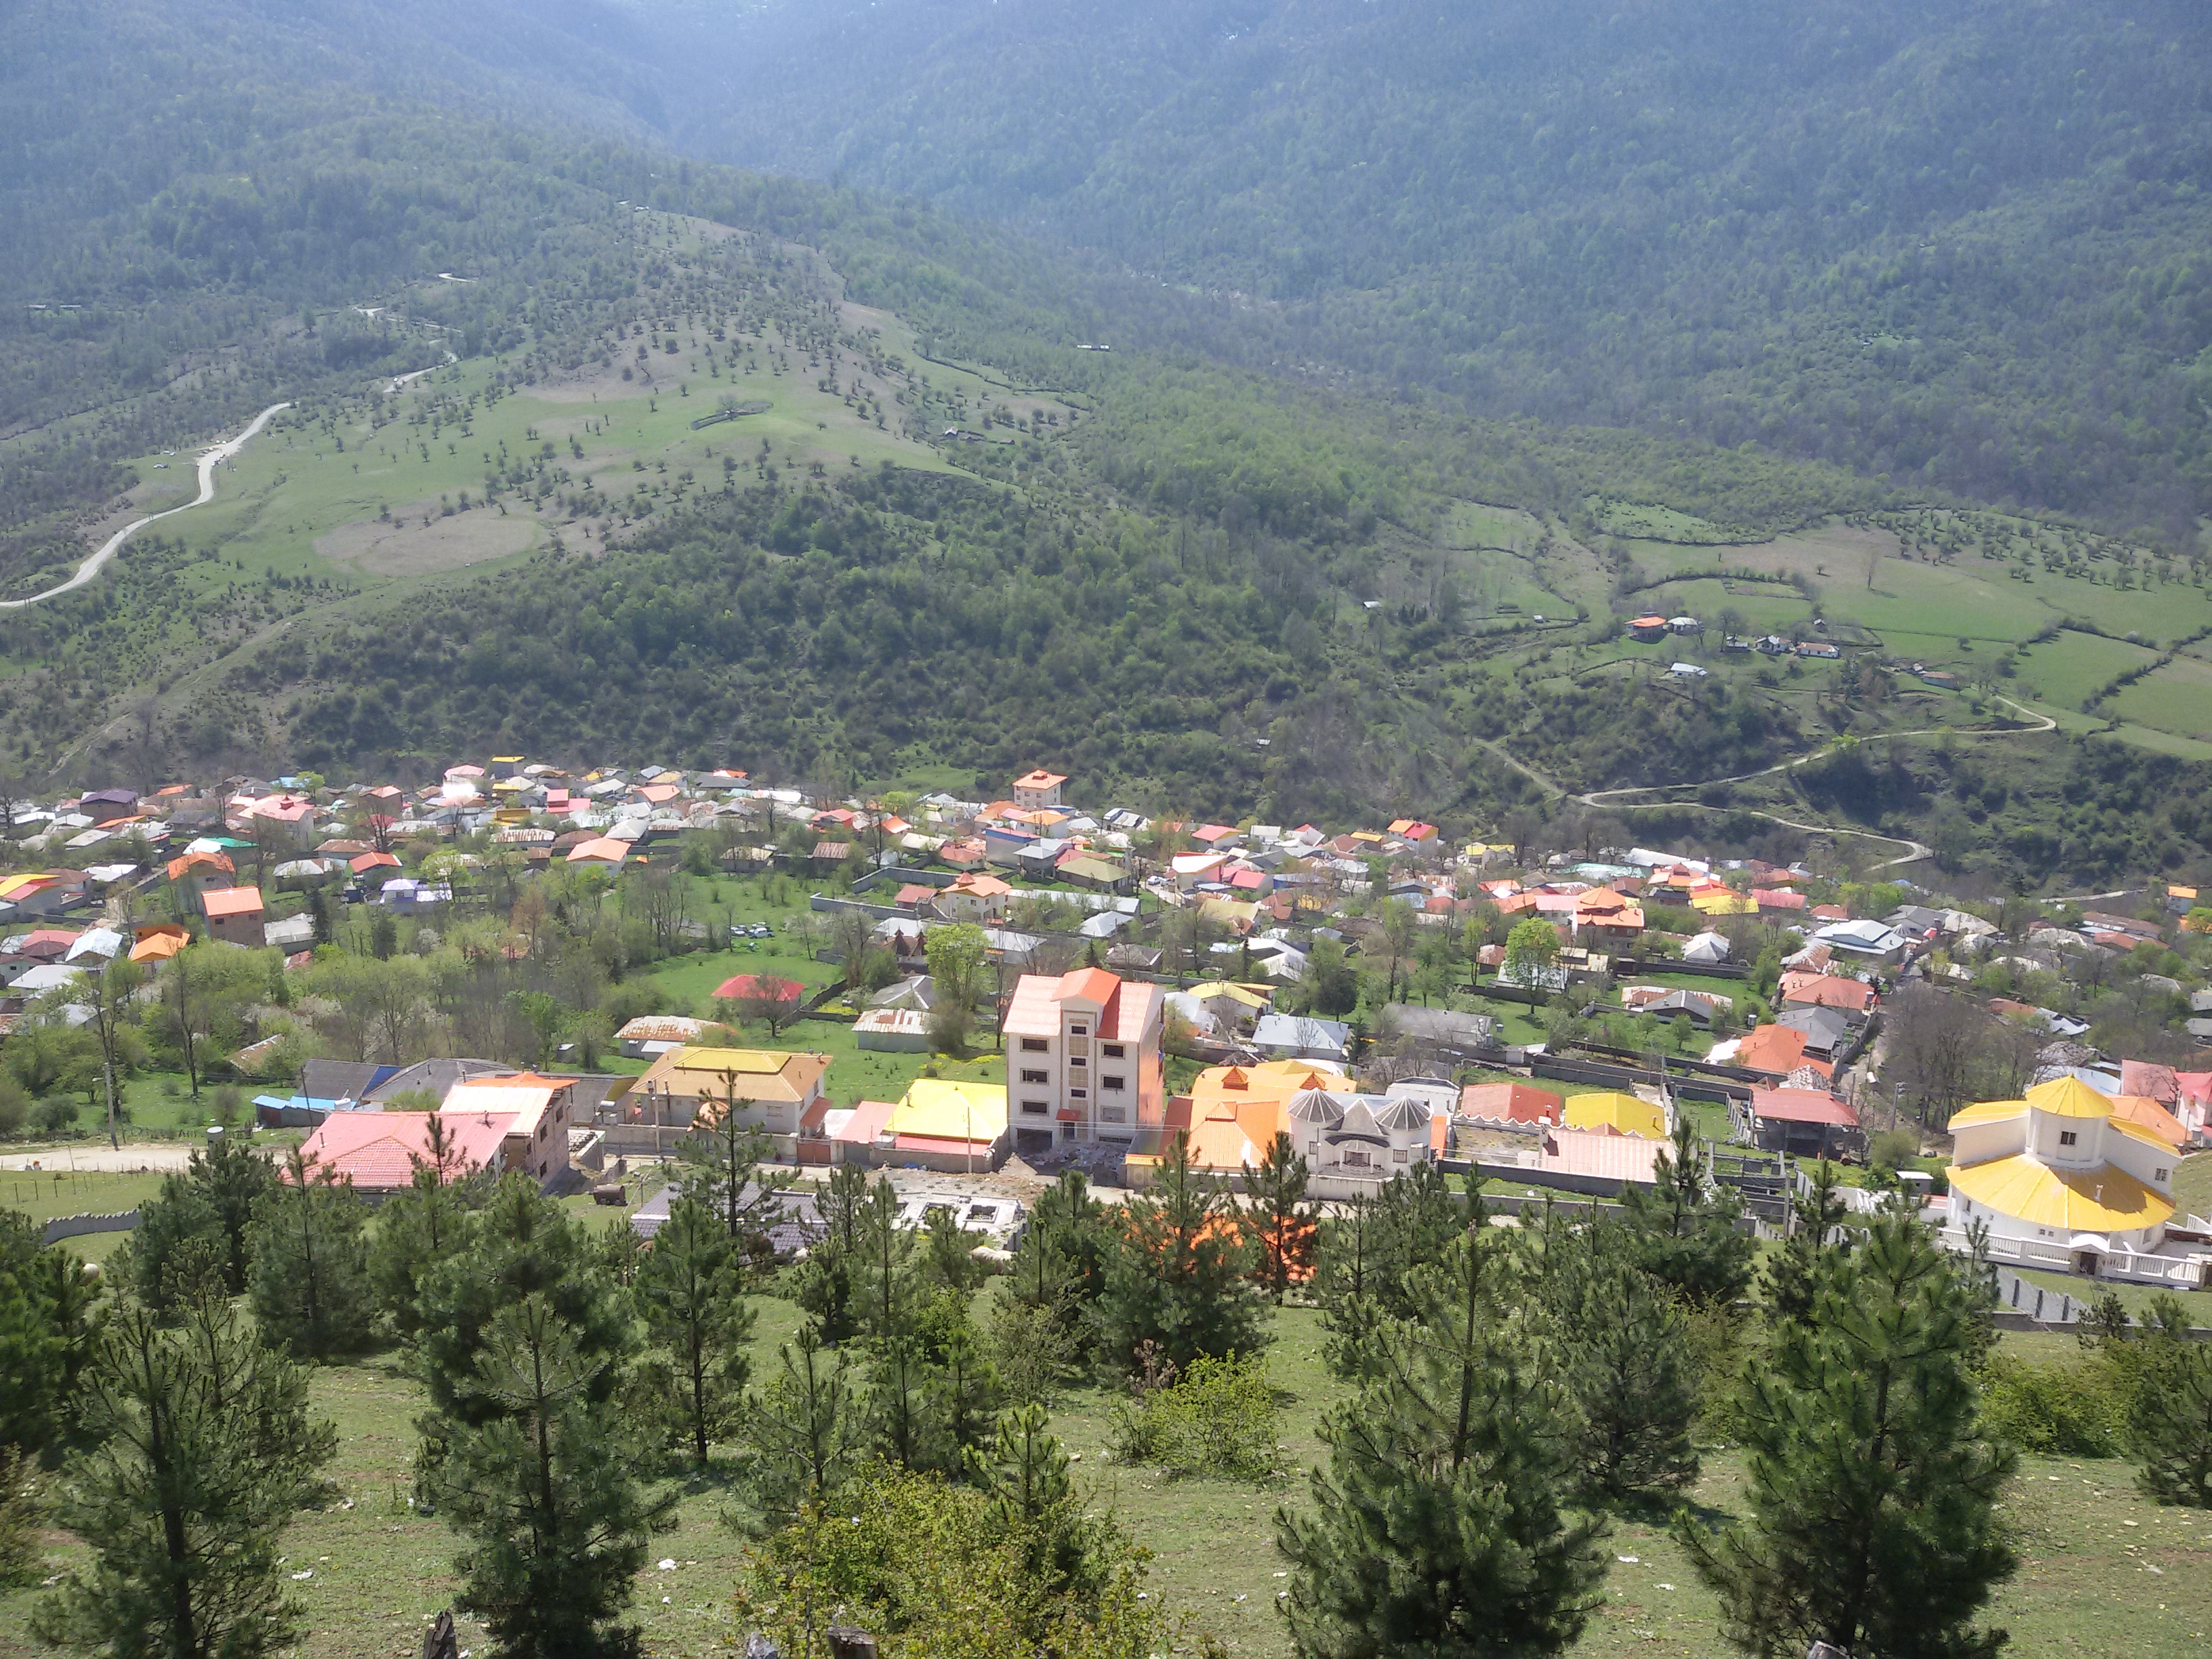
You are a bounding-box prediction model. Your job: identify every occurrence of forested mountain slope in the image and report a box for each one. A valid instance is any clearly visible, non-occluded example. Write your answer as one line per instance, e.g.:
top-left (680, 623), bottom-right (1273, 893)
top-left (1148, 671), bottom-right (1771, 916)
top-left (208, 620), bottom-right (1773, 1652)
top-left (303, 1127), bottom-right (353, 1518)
top-left (3, 0), bottom-right (2211, 890)
top-left (651, 0), bottom-right (2212, 544)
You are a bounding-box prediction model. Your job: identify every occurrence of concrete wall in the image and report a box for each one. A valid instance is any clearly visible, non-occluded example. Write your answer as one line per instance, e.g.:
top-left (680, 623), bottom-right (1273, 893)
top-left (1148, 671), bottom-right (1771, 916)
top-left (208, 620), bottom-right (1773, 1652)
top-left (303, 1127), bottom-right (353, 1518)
top-left (43, 1210), bottom-right (138, 1245)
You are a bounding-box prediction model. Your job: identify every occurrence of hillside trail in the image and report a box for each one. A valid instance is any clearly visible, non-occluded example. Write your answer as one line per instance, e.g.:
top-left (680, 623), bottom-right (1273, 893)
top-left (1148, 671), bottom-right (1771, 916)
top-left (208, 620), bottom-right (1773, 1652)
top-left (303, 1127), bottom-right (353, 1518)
top-left (0, 401), bottom-right (291, 610)
top-left (1496, 696), bottom-right (2058, 872)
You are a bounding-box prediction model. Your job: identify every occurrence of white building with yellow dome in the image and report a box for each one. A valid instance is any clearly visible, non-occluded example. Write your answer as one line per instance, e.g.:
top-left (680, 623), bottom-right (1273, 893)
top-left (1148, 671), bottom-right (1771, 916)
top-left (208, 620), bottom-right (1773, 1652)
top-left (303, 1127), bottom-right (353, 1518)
top-left (1943, 1076), bottom-right (2210, 1287)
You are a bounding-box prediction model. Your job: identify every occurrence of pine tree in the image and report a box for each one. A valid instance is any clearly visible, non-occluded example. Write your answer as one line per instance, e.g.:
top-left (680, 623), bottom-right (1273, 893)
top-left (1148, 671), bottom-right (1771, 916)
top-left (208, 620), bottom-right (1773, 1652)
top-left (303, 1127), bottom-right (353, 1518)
top-left (415, 1174), bottom-right (633, 1426)
top-left (634, 1191), bottom-right (753, 1469)
top-left (737, 1327), bottom-right (863, 1532)
top-left (1533, 1217), bottom-right (1698, 1502)
top-left (367, 1117), bottom-right (480, 1343)
top-left (928, 1314), bottom-right (1002, 1473)
top-left (430, 1296), bottom-right (675, 1659)
top-left (1760, 1158), bottom-right (1851, 1331)
top-left (1368, 1162), bottom-right (1469, 1319)
top-left (1619, 1116), bottom-right (1753, 1308)
top-left (1098, 1130), bottom-right (1266, 1370)
top-left (674, 1077), bottom-right (783, 1251)
top-left (1241, 1129), bottom-right (1313, 1303)
top-left (248, 1146), bottom-right (375, 1361)
top-left (1276, 1223), bottom-right (1607, 1658)
top-left (0, 1210), bottom-right (100, 1457)
top-left (792, 1160), bottom-right (869, 1342)
top-left (117, 1136), bottom-right (279, 1317)
top-left (1313, 1189), bottom-right (1379, 1379)
top-left (1679, 1211), bottom-right (2016, 1658)
top-left (918, 1203), bottom-right (983, 1296)
top-left (2125, 1294), bottom-right (2212, 1508)
top-left (34, 1301), bottom-right (336, 1659)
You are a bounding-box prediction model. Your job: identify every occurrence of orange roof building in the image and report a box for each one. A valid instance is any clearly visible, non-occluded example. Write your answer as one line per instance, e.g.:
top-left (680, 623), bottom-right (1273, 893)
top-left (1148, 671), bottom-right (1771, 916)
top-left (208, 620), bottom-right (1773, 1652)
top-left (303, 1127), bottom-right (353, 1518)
top-left (1003, 966), bottom-right (1165, 1148)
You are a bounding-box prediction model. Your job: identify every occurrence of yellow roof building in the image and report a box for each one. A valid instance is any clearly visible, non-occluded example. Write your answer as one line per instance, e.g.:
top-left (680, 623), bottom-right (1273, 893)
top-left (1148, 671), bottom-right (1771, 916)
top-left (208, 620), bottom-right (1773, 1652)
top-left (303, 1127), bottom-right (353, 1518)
top-left (1947, 1075), bottom-right (2182, 1249)
top-left (1562, 1090), bottom-right (1668, 1141)
top-left (886, 1078), bottom-right (1008, 1145)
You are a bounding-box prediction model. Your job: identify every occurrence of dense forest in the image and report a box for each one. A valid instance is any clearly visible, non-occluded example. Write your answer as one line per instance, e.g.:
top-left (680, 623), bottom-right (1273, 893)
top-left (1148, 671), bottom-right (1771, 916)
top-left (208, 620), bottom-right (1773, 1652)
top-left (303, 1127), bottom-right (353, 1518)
top-left (653, 0), bottom-right (2212, 545)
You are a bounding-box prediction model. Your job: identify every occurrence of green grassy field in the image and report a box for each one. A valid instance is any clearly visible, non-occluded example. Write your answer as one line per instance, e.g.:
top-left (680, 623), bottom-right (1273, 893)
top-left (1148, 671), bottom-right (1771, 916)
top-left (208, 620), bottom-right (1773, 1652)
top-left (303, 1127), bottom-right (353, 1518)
top-left (2011, 632), bottom-right (2165, 711)
top-left (1, 1300), bottom-right (2201, 1659)
top-left (2109, 655), bottom-right (2212, 741)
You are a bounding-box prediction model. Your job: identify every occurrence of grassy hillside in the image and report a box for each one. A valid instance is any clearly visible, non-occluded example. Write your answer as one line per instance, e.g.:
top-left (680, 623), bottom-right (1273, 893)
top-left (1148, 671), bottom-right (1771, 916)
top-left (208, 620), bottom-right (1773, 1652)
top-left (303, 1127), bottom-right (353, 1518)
top-left (0, 1299), bottom-right (2200, 1659)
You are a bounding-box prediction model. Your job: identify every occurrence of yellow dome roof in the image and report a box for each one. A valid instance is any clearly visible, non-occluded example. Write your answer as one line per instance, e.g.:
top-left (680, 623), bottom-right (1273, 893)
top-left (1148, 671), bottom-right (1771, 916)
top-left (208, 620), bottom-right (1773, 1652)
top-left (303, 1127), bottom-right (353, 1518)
top-left (1950, 1155), bottom-right (2171, 1233)
top-left (2024, 1076), bottom-right (2116, 1120)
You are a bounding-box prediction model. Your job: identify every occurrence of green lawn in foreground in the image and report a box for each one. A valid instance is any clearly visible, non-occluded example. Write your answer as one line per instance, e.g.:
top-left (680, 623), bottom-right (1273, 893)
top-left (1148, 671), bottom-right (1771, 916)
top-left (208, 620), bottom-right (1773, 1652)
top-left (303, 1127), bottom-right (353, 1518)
top-left (2, 1300), bottom-right (2203, 1659)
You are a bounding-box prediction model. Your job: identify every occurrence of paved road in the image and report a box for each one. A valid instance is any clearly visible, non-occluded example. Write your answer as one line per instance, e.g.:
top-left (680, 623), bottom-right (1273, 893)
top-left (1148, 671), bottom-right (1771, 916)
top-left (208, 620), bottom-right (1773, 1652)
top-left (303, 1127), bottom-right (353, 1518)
top-left (0, 401), bottom-right (291, 609)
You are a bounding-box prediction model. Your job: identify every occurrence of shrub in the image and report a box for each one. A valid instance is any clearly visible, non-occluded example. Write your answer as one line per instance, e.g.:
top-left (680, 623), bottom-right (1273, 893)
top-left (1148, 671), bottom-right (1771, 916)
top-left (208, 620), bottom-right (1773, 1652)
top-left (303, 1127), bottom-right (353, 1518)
top-left (1109, 1349), bottom-right (1277, 1480)
top-left (1867, 1129), bottom-right (1920, 1174)
top-left (33, 1098), bottom-right (77, 1134)
top-left (1980, 1355), bottom-right (2127, 1456)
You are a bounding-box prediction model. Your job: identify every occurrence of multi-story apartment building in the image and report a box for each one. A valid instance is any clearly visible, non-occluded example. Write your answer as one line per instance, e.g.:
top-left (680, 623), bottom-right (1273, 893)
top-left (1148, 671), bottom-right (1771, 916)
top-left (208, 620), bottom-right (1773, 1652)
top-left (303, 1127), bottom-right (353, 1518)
top-left (1002, 966), bottom-right (1164, 1151)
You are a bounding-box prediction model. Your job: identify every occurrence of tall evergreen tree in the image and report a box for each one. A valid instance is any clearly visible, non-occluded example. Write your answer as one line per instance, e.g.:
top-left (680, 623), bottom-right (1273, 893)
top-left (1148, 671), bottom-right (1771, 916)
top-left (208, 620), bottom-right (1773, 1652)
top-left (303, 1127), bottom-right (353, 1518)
top-left (1275, 1220), bottom-right (1607, 1658)
top-left (1679, 1212), bottom-right (2016, 1658)
top-left (247, 1146), bottom-right (375, 1361)
top-left (2124, 1294), bottom-right (2212, 1509)
top-left (33, 1301), bottom-right (336, 1659)
top-left (1241, 1129), bottom-right (1313, 1303)
top-left (118, 1135), bottom-right (279, 1318)
top-left (1760, 1160), bottom-right (1852, 1331)
top-left (634, 1191), bottom-right (753, 1469)
top-left (431, 1296), bottom-right (675, 1659)
top-left (792, 1160), bottom-right (870, 1343)
top-left (928, 1314), bottom-right (1002, 1474)
top-left (1368, 1163), bottom-right (1470, 1319)
top-left (1618, 1116), bottom-right (1753, 1308)
top-left (674, 1078), bottom-right (783, 1252)
top-left (1313, 1189), bottom-right (1380, 1380)
top-left (1097, 1130), bottom-right (1265, 1370)
top-left (1530, 1216), bottom-right (1698, 1502)
top-left (736, 1328), bottom-right (863, 1532)
top-left (415, 1175), bottom-right (632, 1426)
top-left (0, 1210), bottom-right (100, 1457)
top-left (367, 1116), bottom-right (481, 1343)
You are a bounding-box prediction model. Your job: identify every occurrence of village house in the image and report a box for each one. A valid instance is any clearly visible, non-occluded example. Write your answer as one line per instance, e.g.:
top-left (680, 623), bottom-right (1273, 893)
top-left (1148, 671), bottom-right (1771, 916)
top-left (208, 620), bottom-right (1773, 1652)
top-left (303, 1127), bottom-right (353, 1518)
top-left (619, 1044), bottom-right (833, 1160)
top-left (294, 1108), bottom-right (514, 1197)
top-left (1002, 965), bottom-right (1166, 1151)
top-left (1736, 1086), bottom-right (1863, 1160)
top-left (201, 886), bottom-right (266, 947)
top-left (1010, 769), bottom-right (1068, 811)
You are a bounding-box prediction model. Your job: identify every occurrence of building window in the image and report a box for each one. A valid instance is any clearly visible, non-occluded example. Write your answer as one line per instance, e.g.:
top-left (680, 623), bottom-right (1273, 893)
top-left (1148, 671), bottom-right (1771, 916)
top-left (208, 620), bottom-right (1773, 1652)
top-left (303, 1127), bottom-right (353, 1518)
top-left (2156, 1168), bottom-right (2170, 1182)
top-left (1104, 1075), bottom-right (1126, 1092)
top-left (1104, 1043), bottom-right (1125, 1059)
top-left (1021, 1038), bottom-right (1048, 1052)
top-left (1021, 1069), bottom-right (1048, 1084)
top-left (1022, 1100), bottom-right (1048, 1116)
top-left (1069, 1055), bottom-right (1086, 1069)
top-left (2059, 1130), bottom-right (2078, 1147)
top-left (1393, 1148), bottom-right (1409, 1163)
top-left (1102, 1107), bottom-right (1125, 1123)
top-left (1069, 1088), bottom-right (1087, 1100)
top-left (1343, 1149), bottom-right (1370, 1168)
top-left (1069, 1023), bottom-right (1088, 1036)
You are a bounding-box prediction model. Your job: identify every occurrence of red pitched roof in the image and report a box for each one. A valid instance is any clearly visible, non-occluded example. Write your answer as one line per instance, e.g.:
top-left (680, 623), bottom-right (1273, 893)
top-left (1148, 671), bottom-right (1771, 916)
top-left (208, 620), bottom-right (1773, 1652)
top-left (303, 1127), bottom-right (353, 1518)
top-left (1780, 974), bottom-right (1875, 1012)
top-left (296, 1109), bottom-right (512, 1191)
top-left (713, 974), bottom-right (804, 1004)
top-left (1459, 1082), bottom-right (1565, 1126)
top-left (1750, 1087), bottom-right (1858, 1128)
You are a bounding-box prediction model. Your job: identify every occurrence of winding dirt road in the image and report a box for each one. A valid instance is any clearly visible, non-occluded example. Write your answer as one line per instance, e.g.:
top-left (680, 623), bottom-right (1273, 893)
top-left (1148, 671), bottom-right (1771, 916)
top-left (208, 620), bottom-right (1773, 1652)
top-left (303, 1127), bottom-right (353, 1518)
top-left (1, 401), bottom-right (291, 609)
top-left (1494, 696), bottom-right (2062, 871)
